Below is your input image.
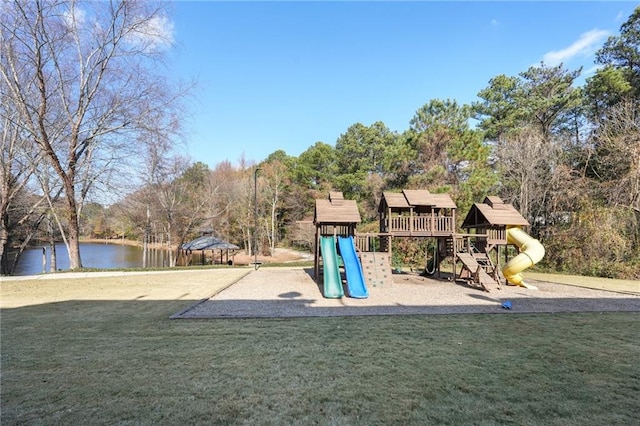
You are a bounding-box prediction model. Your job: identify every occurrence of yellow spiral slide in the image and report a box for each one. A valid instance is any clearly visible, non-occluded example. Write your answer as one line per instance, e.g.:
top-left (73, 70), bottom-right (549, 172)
top-left (502, 226), bottom-right (545, 289)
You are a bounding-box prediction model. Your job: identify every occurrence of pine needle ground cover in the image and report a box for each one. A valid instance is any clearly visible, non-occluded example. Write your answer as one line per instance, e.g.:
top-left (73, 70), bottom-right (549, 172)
top-left (1, 275), bottom-right (638, 425)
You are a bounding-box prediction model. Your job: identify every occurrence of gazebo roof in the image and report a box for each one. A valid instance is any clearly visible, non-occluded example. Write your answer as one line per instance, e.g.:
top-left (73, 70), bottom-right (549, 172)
top-left (181, 236), bottom-right (239, 251)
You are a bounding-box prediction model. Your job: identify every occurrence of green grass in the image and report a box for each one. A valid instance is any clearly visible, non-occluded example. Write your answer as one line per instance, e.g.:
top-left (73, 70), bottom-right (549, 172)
top-left (21, 261), bottom-right (315, 276)
top-left (2, 294), bottom-right (639, 425)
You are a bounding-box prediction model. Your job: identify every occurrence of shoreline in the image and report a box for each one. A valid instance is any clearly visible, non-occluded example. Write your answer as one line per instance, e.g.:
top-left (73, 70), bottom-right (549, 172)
top-left (80, 238), bottom-right (172, 250)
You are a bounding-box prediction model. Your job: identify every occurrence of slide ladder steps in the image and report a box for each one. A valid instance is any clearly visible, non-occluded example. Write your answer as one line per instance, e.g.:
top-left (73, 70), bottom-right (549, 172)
top-left (440, 237), bottom-right (455, 258)
top-left (359, 252), bottom-right (393, 287)
top-left (456, 252), bottom-right (498, 292)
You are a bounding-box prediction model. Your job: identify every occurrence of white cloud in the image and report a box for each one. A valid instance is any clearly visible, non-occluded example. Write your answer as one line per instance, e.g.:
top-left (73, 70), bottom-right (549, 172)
top-left (127, 15), bottom-right (175, 53)
top-left (63, 4), bottom-right (86, 30)
top-left (583, 64), bottom-right (603, 78)
top-left (542, 29), bottom-right (610, 66)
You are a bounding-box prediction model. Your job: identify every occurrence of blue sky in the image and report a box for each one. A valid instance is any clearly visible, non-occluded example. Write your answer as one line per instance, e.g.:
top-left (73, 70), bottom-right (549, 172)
top-left (167, 1), bottom-right (637, 168)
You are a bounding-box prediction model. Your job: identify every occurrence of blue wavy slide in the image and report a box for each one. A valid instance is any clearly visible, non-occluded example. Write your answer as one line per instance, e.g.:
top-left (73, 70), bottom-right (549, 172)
top-left (338, 236), bottom-right (369, 298)
top-left (320, 236), bottom-right (344, 298)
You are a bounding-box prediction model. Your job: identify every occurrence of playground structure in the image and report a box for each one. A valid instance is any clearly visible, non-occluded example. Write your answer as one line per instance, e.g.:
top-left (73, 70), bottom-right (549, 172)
top-left (378, 189), bottom-right (457, 276)
top-left (314, 192), bottom-right (369, 298)
top-left (314, 191), bottom-right (545, 297)
top-left (378, 189), bottom-right (457, 237)
top-left (456, 196), bottom-right (545, 290)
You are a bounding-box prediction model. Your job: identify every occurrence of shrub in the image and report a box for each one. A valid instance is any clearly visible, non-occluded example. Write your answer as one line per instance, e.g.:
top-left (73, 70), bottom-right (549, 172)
top-left (542, 205), bottom-right (639, 279)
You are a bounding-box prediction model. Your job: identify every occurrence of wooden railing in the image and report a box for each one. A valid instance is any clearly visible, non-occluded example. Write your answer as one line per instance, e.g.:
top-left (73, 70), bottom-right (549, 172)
top-left (386, 216), bottom-right (454, 234)
top-left (486, 228), bottom-right (506, 243)
top-left (389, 216), bottom-right (411, 232)
top-left (451, 233), bottom-right (491, 255)
top-left (355, 233), bottom-right (391, 253)
top-left (318, 224), bottom-right (352, 236)
top-left (435, 216), bottom-right (454, 232)
top-left (453, 235), bottom-right (468, 254)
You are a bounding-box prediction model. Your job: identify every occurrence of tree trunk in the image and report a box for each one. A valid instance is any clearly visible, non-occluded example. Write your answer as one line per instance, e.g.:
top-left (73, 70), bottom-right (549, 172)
top-left (49, 242), bottom-right (57, 273)
top-left (143, 206), bottom-right (150, 268)
top-left (66, 200), bottom-right (83, 270)
top-left (270, 199), bottom-right (277, 256)
top-left (167, 222), bottom-right (175, 267)
top-left (48, 214), bottom-right (57, 272)
top-left (0, 210), bottom-right (9, 275)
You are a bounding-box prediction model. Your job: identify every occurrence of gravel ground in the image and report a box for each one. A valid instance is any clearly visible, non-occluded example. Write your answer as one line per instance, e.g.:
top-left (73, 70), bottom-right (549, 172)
top-left (173, 267), bottom-right (640, 319)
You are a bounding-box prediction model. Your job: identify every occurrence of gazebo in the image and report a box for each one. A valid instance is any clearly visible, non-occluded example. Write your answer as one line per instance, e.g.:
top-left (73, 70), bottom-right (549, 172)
top-left (178, 235), bottom-right (240, 266)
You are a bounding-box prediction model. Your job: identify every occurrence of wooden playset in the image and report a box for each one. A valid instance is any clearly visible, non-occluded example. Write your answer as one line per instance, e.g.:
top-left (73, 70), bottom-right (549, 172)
top-left (313, 191), bottom-right (544, 297)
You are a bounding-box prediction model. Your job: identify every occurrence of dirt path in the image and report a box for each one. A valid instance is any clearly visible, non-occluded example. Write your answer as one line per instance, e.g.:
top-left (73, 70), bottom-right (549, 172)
top-left (3, 264), bottom-right (638, 318)
top-left (174, 268), bottom-right (640, 319)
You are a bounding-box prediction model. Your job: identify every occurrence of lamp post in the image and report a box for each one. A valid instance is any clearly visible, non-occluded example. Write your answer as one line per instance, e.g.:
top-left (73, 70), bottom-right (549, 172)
top-left (254, 167), bottom-right (260, 270)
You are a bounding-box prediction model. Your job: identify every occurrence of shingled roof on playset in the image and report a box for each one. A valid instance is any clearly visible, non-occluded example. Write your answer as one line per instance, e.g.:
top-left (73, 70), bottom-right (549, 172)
top-left (379, 190), bottom-right (457, 210)
top-left (461, 196), bottom-right (529, 228)
top-left (314, 199), bottom-right (361, 224)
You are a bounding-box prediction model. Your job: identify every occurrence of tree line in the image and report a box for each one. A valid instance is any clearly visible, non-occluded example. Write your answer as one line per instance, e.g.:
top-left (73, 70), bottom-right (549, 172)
top-left (2, 2), bottom-right (639, 278)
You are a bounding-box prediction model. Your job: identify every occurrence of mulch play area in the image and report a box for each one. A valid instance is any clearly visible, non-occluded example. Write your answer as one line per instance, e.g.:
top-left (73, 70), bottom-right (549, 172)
top-left (172, 267), bottom-right (640, 319)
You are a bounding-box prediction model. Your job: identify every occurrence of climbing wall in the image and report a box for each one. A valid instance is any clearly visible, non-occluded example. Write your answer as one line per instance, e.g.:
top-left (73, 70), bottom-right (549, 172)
top-left (359, 252), bottom-right (393, 287)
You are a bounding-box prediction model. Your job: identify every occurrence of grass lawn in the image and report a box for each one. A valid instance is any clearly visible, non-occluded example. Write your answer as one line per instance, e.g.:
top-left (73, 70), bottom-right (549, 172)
top-left (1, 271), bottom-right (639, 425)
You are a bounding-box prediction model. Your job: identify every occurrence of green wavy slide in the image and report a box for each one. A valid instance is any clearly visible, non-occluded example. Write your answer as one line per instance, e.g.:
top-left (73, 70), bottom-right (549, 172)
top-left (320, 236), bottom-right (344, 298)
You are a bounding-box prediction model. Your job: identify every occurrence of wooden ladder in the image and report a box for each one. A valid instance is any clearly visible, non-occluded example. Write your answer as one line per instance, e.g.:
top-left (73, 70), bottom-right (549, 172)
top-left (456, 252), bottom-right (499, 292)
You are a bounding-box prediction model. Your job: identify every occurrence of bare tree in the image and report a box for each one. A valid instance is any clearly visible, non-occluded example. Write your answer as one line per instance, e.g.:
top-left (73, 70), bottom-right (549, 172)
top-left (495, 126), bottom-right (558, 227)
top-left (154, 158), bottom-right (214, 266)
top-left (220, 156), bottom-right (257, 255)
top-left (0, 80), bottom-right (50, 274)
top-left (204, 162), bottom-right (234, 236)
top-left (0, 0), bottom-right (183, 269)
top-left (591, 100), bottom-right (640, 210)
top-left (0, 102), bottom-right (28, 273)
top-left (260, 160), bottom-right (288, 255)
top-left (204, 160), bottom-right (245, 245)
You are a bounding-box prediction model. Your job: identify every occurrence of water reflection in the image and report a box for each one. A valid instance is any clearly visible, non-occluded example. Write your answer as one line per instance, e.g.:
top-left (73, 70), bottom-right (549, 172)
top-left (13, 243), bottom-right (170, 276)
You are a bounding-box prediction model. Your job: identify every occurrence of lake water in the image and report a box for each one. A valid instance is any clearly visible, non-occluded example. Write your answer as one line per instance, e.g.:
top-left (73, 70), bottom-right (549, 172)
top-left (13, 243), bottom-right (170, 276)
